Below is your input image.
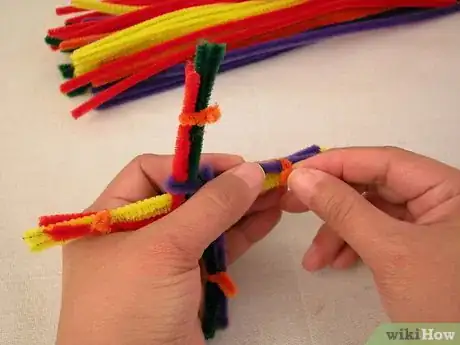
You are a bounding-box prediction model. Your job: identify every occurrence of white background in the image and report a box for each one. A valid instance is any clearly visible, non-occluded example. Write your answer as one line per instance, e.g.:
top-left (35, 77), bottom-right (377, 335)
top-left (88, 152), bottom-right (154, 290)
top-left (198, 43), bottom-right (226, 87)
top-left (0, 1), bottom-right (459, 344)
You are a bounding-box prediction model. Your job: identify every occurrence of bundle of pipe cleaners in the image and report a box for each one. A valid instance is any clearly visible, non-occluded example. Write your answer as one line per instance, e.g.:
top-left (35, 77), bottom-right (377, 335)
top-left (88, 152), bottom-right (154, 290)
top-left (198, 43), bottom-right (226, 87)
top-left (47, 0), bottom-right (459, 119)
top-left (25, 40), bottom-right (325, 338)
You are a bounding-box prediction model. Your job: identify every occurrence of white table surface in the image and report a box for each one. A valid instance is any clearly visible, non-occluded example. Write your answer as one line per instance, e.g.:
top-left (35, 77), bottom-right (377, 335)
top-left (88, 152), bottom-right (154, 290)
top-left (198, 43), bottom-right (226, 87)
top-left (1, 2), bottom-right (459, 344)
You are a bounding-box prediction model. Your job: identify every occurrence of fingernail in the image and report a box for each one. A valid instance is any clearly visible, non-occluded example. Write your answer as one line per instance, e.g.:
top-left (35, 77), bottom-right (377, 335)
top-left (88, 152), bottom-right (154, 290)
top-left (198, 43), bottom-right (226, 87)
top-left (232, 162), bottom-right (265, 191)
top-left (288, 168), bottom-right (322, 195)
top-left (303, 243), bottom-right (322, 272)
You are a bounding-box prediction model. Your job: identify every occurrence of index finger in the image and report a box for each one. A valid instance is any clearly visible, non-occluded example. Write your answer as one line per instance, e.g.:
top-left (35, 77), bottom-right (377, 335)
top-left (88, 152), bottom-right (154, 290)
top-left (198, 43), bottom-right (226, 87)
top-left (295, 146), bottom-right (460, 205)
top-left (89, 153), bottom-right (244, 210)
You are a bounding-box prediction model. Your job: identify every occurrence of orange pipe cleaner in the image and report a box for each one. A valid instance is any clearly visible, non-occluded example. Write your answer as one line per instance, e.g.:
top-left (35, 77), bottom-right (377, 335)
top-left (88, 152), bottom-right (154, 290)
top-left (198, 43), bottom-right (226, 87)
top-left (207, 272), bottom-right (238, 298)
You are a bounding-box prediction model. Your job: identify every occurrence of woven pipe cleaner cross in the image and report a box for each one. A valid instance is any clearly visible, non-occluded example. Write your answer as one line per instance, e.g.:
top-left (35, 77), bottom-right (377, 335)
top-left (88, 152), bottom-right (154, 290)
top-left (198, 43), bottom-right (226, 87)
top-left (22, 41), bottom-right (324, 339)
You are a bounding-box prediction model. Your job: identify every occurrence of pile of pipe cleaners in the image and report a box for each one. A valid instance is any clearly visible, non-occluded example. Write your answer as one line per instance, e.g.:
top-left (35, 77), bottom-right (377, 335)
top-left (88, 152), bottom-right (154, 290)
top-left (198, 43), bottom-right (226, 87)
top-left (44, 0), bottom-right (459, 119)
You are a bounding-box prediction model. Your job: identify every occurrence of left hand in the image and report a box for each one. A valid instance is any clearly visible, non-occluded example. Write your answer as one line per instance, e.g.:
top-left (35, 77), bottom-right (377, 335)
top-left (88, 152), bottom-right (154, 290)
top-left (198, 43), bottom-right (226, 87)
top-left (56, 153), bottom-right (283, 345)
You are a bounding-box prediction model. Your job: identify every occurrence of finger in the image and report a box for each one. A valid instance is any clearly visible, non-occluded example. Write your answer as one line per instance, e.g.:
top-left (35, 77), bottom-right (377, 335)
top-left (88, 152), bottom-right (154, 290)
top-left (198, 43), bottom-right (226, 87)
top-left (302, 192), bottom-right (407, 272)
top-left (225, 208), bottom-right (282, 264)
top-left (280, 191), bottom-right (310, 213)
top-left (302, 224), bottom-right (346, 272)
top-left (152, 163), bottom-right (265, 257)
top-left (281, 184), bottom-right (367, 214)
top-left (366, 191), bottom-right (413, 222)
top-left (295, 147), bottom-right (460, 217)
top-left (89, 153), bottom-right (244, 210)
top-left (247, 188), bottom-right (285, 215)
top-left (331, 245), bottom-right (361, 270)
top-left (288, 168), bottom-right (402, 260)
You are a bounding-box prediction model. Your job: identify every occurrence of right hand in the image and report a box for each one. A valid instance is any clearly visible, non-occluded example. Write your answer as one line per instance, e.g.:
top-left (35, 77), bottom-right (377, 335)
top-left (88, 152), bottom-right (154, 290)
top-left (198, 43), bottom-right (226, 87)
top-left (282, 147), bottom-right (460, 322)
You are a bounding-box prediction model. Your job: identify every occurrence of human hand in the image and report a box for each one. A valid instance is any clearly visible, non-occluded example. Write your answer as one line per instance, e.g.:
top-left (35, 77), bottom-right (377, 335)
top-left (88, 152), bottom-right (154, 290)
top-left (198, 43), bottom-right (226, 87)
top-left (56, 153), bottom-right (282, 345)
top-left (283, 147), bottom-right (460, 322)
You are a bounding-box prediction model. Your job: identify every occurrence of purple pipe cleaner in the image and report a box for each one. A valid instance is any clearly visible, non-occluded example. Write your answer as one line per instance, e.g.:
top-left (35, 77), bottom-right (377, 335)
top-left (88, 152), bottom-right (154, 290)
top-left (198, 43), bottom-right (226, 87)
top-left (211, 146), bottom-right (324, 328)
top-left (205, 236), bottom-right (228, 329)
top-left (213, 235), bottom-right (227, 272)
top-left (260, 161), bottom-right (283, 174)
top-left (165, 165), bottom-right (214, 194)
top-left (260, 145), bottom-right (322, 173)
top-left (287, 145), bottom-right (322, 161)
top-left (166, 146), bottom-right (323, 189)
top-left (163, 146), bottom-right (325, 329)
top-left (216, 295), bottom-right (228, 328)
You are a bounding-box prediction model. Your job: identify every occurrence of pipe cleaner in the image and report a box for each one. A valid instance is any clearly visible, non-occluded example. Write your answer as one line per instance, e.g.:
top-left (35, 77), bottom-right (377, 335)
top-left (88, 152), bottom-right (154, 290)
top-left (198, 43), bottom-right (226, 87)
top-left (46, 0), bottom-right (458, 118)
top-left (23, 40), bottom-right (327, 338)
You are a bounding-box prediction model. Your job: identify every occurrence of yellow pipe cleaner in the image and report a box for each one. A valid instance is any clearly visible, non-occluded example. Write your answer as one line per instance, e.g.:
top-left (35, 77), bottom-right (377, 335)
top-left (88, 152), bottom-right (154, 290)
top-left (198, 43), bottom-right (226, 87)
top-left (71, 0), bottom-right (305, 75)
top-left (71, 0), bottom-right (302, 73)
top-left (71, 0), bottom-right (142, 15)
top-left (23, 173), bottom-right (284, 252)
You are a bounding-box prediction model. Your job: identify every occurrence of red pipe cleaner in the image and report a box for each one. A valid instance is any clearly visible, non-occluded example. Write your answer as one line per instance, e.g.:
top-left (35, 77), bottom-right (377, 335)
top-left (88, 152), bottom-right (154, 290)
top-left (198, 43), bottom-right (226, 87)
top-left (44, 224), bottom-right (93, 241)
top-left (39, 211), bottom-right (169, 237)
top-left (71, 50), bottom-right (187, 118)
top-left (173, 62), bottom-right (199, 182)
top-left (40, 212), bottom-right (169, 241)
top-left (91, 49), bottom-right (194, 86)
top-left (56, 6), bottom-right (86, 16)
top-left (171, 61), bottom-right (200, 209)
top-left (39, 211), bottom-right (97, 226)
top-left (65, 12), bottom-right (110, 25)
top-left (60, 33), bottom-right (110, 51)
top-left (54, 6), bottom-right (156, 40)
top-left (48, 21), bottom-right (96, 38)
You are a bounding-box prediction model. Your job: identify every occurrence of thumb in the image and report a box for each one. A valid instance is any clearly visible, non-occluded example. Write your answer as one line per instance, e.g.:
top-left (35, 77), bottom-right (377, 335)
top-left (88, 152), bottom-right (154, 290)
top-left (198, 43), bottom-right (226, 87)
top-left (157, 162), bottom-right (265, 257)
top-left (288, 168), bottom-right (398, 255)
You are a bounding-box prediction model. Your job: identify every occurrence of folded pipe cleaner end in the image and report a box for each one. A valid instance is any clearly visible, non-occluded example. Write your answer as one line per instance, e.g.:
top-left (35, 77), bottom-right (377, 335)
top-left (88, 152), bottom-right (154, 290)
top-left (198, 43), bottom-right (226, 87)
top-left (91, 210), bottom-right (112, 234)
top-left (22, 197), bottom-right (171, 251)
top-left (45, 35), bottom-right (62, 47)
top-left (166, 165), bottom-right (215, 195)
top-left (29, 240), bottom-right (63, 253)
top-left (208, 272), bottom-right (237, 298)
top-left (58, 64), bottom-right (75, 79)
top-left (179, 104), bottom-right (221, 126)
top-left (263, 173), bottom-right (282, 190)
top-left (22, 228), bottom-right (61, 253)
top-left (215, 295), bottom-right (229, 329)
top-left (67, 85), bottom-right (89, 98)
top-left (279, 158), bottom-right (293, 185)
top-left (23, 228), bottom-right (48, 245)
